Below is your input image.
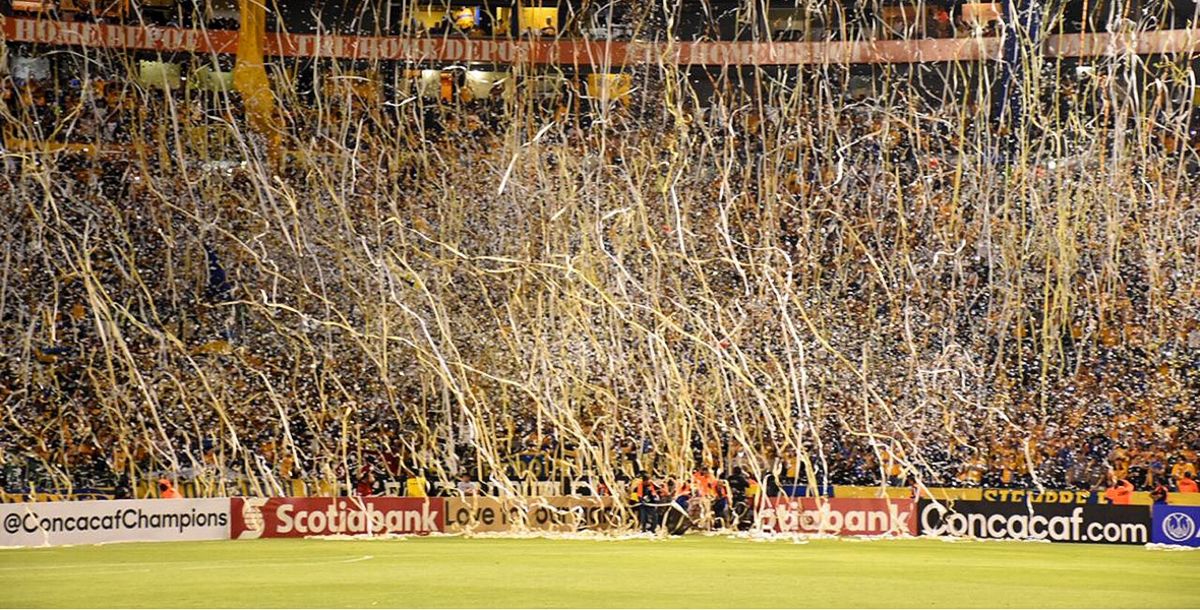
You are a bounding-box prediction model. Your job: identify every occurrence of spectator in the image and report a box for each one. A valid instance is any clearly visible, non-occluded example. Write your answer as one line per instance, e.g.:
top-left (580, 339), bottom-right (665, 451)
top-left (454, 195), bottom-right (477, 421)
top-left (354, 470), bottom-right (378, 497)
top-left (1103, 475), bottom-right (1134, 505)
top-left (404, 469), bottom-right (429, 498)
top-left (631, 472), bottom-right (658, 532)
top-left (1170, 458), bottom-right (1196, 487)
top-left (712, 478), bottom-right (731, 529)
top-left (1150, 481), bottom-right (1169, 505)
top-left (113, 474), bottom-right (132, 500)
top-left (1177, 474), bottom-right (1198, 494)
top-left (456, 473), bottom-right (481, 496)
top-left (158, 478), bottom-right (182, 499)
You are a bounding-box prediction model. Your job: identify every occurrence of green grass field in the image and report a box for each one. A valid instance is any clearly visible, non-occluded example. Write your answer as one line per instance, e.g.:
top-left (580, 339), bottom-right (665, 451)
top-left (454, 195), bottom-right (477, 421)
top-left (1, 536), bottom-right (1197, 608)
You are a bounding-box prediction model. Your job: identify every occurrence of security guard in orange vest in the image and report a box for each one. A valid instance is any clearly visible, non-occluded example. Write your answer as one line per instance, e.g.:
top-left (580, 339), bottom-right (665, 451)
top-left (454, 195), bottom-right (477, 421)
top-left (1103, 476), bottom-right (1134, 505)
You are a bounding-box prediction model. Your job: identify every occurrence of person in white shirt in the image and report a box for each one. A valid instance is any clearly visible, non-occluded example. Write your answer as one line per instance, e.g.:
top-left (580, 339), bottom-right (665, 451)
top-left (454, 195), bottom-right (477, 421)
top-left (456, 473), bottom-right (481, 496)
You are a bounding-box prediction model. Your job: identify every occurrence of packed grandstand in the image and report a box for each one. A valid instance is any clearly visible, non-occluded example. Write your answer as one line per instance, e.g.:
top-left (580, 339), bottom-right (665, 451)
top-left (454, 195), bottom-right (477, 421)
top-left (1, 0), bottom-right (1199, 546)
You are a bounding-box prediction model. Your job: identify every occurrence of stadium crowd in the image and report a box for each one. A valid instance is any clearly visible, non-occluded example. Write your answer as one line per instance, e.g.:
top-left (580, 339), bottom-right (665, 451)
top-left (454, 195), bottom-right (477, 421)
top-left (2, 46), bottom-right (1199, 505)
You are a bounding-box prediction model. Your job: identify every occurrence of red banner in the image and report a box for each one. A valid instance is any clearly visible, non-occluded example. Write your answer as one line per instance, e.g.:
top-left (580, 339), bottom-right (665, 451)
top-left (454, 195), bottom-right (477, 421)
top-left (3, 18), bottom-right (239, 54)
top-left (759, 497), bottom-right (917, 536)
top-left (6, 18), bottom-right (1200, 66)
top-left (230, 497), bottom-right (445, 539)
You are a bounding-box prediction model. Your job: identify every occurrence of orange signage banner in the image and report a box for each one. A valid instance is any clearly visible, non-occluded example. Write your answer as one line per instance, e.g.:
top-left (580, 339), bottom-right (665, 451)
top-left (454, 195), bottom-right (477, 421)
top-left (4, 18), bottom-right (1200, 65)
top-left (3, 17), bottom-right (239, 54)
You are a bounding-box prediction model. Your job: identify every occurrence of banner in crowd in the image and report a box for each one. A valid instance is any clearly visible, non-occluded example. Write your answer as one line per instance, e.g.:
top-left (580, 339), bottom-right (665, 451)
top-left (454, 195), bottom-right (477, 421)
top-left (759, 498), bottom-right (917, 536)
top-left (918, 500), bottom-right (1150, 545)
top-left (230, 497), bottom-right (445, 539)
top-left (445, 496), bottom-right (620, 533)
top-left (3, 18), bottom-right (239, 54)
top-left (1151, 505), bottom-right (1200, 547)
top-left (6, 18), bottom-right (1200, 66)
top-left (0, 498), bottom-right (229, 547)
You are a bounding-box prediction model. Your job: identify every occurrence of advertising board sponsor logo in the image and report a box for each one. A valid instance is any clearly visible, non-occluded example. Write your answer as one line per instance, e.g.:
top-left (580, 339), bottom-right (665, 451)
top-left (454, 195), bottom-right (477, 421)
top-left (5, 18), bottom-right (235, 54)
top-left (918, 500), bottom-right (1149, 544)
top-left (445, 497), bottom-right (621, 533)
top-left (0, 499), bottom-right (229, 547)
top-left (1162, 514), bottom-right (1194, 541)
top-left (11, 18), bottom-right (1194, 66)
top-left (980, 489), bottom-right (1092, 504)
top-left (758, 498), bottom-right (916, 536)
top-left (230, 497), bottom-right (444, 539)
top-left (1151, 505), bottom-right (1200, 547)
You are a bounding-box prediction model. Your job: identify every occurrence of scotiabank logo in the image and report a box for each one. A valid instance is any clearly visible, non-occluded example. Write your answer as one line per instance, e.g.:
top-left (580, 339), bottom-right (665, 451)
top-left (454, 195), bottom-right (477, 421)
top-left (231, 497), bottom-right (444, 539)
top-left (759, 498), bottom-right (916, 536)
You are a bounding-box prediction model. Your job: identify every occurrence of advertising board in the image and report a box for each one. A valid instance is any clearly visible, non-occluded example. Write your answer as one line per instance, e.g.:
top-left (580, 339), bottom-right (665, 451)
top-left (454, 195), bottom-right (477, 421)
top-left (0, 498), bottom-right (229, 547)
top-left (758, 497), bottom-right (917, 536)
top-left (230, 497), bottom-right (444, 539)
top-left (8, 17), bottom-right (1200, 66)
top-left (1151, 505), bottom-right (1200, 547)
top-left (918, 500), bottom-right (1150, 544)
top-left (445, 496), bottom-right (621, 533)
top-left (980, 489), bottom-right (1093, 504)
